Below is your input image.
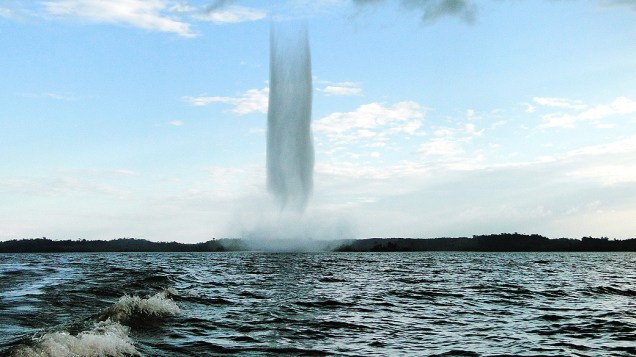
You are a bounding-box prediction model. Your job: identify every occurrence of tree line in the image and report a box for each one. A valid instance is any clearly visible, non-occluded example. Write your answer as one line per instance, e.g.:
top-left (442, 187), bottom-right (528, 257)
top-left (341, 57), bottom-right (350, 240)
top-left (1, 233), bottom-right (635, 253)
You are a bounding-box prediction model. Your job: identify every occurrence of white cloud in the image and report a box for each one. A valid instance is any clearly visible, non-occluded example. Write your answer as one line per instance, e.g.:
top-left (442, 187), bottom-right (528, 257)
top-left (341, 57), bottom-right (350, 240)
top-left (567, 164), bottom-right (636, 186)
top-left (0, 173), bottom-right (132, 198)
top-left (464, 123), bottom-right (483, 136)
top-left (194, 5), bottom-right (266, 24)
top-left (596, 123), bottom-right (616, 129)
top-left (525, 103), bottom-right (536, 113)
top-left (320, 82), bottom-right (362, 96)
top-left (0, 7), bottom-right (13, 18)
top-left (43, 0), bottom-right (196, 37)
top-left (490, 120), bottom-right (507, 129)
top-left (528, 135), bottom-right (636, 186)
top-left (183, 87), bottom-right (269, 115)
top-left (311, 147), bottom-right (636, 238)
top-left (611, 96), bottom-right (636, 114)
top-left (417, 139), bottom-right (465, 157)
top-left (434, 128), bottom-right (455, 137)
top-left (431, 122), bottom-right (483, 142)
top-left (563, 135), bottom-right (636, 157)
top-left (168, 120), bottom-right (184, 126)
top-left (316, 161), bottom-right (428, 182)
top-left (311, 99), bottom-right (636, 234)
top-left (539, 113), bottom-right (577, 129)
top-left (168, 3), bottom-right (195, 13)
top-left (538, 96), bottom-right (636, 129)
top-left (21, 92), bottom-right (77, 101)
top-left (313, 101), bottom-right (425, 145)
top-left (533, 97), bottom-right (587, 110)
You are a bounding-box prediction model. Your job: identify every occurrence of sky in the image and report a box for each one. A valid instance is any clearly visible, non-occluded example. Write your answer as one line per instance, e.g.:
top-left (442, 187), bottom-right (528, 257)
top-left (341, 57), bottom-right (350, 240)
top-left (1, 0), bottom-right (636, 242)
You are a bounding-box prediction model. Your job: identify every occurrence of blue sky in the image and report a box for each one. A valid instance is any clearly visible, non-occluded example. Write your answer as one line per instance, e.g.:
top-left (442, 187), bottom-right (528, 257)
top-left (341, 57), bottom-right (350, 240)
top-left (1, 0), bottom-right (636, 242)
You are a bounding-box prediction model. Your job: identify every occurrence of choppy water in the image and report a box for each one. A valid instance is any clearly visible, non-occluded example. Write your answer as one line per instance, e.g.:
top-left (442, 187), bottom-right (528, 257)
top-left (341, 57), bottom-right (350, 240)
top-left (1, 252), bottom-right (635, 356)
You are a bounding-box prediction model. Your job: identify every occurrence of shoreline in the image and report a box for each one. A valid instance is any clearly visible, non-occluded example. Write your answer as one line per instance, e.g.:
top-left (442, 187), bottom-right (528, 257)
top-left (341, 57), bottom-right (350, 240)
top-left (2, 233), bottom-right (636, 253)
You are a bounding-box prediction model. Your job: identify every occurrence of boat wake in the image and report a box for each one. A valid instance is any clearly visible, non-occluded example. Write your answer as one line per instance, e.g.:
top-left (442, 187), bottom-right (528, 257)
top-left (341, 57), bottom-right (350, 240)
top-left (10, 289), bottom-right (179, 357)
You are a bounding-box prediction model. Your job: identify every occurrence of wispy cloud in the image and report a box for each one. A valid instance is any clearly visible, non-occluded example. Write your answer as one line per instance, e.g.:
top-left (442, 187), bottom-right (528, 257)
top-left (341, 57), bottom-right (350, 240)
top-left (314, 101), bottom-right (426, 146)
top-left (417, 138), bottom-right (465, 157)
top-left (556, 135), bottom-right (636, 186)
top-left (0, 6), bottom-right (13, 18)
top-left (533, 97), bottom-right (587, 110)
top-left (538, 96), bottom-right (636, 129)
top-left (42, 0), bottom-right (196, 37)
top-left (563, 134), bottom-right (636, 157)
top-left (433, 122), bottom-right (483, 138)
top-left (0, 172), bottom-right (133, 198)
top-left (168, 120), bottom-right (184, 126)
top-left (194, 5), bottom-right (266, 24)
top-left (319, 81), bottom-right (362, 96)
top-left (183, 87), bottom-right (269, 115)
top-left (167, 0), bottom-right (266, 24)
top-left (21, 92), bottom-right (78, 101)
top-left (567, 164), bottom-right (636, 186)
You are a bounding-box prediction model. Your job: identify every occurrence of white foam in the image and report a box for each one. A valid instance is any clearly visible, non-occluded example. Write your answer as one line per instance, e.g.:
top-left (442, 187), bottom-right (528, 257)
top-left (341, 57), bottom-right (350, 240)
top-left (13, 319), bottom-right (138, 357)
top-left (108, 291), bottom-right (180, 322)
top-left (164, 287), bottom-right (179, 296)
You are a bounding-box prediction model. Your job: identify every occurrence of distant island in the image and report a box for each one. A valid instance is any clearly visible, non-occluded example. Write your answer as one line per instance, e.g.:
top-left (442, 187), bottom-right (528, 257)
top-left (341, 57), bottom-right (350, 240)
top-left (0, 237), bottom-right (241, 253)
top-left (335, 234), bottom-right (636, 252)
top-left (1, 233), bottom-right (636, 253)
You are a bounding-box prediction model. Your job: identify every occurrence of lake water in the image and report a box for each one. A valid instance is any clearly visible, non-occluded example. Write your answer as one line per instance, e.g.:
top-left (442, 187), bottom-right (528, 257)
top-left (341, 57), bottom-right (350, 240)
top-left (1, 252), bottom-right (635, 356)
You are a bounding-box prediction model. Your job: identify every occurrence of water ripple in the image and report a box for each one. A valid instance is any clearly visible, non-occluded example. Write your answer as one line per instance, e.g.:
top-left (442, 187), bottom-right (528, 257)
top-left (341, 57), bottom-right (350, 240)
top-left (1, 252), bottom-right (635, 356)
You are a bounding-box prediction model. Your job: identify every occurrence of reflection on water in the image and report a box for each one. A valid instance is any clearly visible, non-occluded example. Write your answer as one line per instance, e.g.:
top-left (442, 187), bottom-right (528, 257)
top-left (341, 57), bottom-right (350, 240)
top-left (1, 252), bottom-right (635, 356)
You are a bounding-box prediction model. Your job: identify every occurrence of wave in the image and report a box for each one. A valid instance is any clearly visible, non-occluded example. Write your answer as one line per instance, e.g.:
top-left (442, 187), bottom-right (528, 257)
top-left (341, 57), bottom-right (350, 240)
top-left (238, 290), bottom-right (267, 299)
top-left (318, 277), bottom-right (348, 283)
top-left (539, 314), bottom-right (567, 321)
top-left (430, 350), bottom-right (479, 357)
top-left (395, 277), bottom-right (436, 284)
top-left (296, 299), bottom-right (353, 308)
top-left (104, 290), bottom-right (180, 323)
top-left (11, 319), bottom-right (139, 357)
top-left (389, 289), bottom-right (464, 299)
top-left (169, 288), bottom-right (236, 305)
top-left (589, 285), bottom-right (636, 297)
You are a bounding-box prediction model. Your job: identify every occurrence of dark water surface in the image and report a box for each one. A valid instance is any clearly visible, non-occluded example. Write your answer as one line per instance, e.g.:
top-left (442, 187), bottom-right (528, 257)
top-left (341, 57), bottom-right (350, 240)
top-left (1, 252), bottom-right (635, 356)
